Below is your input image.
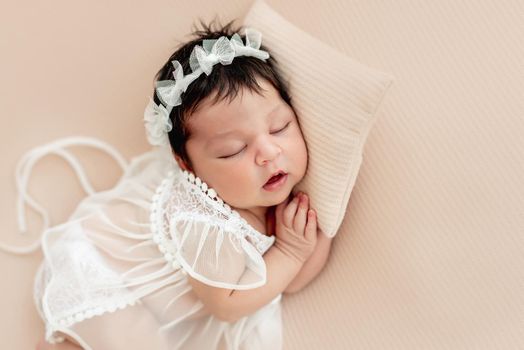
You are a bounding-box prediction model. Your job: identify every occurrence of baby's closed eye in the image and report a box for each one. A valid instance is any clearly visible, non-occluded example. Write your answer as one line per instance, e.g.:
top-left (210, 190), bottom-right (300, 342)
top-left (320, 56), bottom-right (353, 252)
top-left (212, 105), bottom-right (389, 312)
top-left (217, 122), bottom-right (291, 159)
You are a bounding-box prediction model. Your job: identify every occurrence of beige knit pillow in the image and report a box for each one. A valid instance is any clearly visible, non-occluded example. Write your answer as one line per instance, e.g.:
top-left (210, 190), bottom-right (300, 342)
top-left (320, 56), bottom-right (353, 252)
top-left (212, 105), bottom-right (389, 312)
top-left (244, 0), bottom-right (395, 237)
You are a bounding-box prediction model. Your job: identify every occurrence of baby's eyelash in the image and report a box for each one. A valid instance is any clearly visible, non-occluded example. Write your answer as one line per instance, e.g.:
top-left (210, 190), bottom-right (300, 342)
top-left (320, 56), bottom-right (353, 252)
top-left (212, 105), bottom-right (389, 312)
top-left (219, 146), bottom-right (246, 159)
top-left (218, 122), bottom-right (291, 159)
top-left (271, 122), bottom-right (290, 134)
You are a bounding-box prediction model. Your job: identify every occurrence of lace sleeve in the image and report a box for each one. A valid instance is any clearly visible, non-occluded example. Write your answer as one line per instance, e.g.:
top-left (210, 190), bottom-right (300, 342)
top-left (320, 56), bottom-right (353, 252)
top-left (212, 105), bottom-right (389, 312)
top-left (170, 215), bottom-right (268, 290)
top-left (151, 169), bottom-right (274, 290)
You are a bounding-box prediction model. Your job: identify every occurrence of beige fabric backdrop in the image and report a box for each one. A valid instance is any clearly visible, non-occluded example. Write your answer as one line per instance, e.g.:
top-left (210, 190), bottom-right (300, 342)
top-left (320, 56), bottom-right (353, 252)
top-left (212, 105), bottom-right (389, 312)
top-left (1, 0), bottom-right (522, 349)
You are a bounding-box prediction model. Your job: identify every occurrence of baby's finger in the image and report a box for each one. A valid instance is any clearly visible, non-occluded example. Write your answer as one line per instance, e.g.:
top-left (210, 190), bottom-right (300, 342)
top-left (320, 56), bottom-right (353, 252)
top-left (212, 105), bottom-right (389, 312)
top-left (293, 194), bottom-right (309, 233)
top-left (304, 209), bottom-right (317, 242)
top-left (283, 194), bottom-right (300, 228)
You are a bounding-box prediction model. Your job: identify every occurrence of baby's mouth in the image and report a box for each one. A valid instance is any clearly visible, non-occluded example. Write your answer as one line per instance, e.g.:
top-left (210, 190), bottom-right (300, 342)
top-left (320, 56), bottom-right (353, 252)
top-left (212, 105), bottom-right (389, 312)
top-left (264, 172), bottom-right (285, 185)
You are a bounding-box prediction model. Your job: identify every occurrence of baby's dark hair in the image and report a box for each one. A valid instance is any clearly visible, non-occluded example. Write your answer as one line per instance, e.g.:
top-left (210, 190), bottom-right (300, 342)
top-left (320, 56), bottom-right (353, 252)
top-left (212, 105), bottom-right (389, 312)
top-left (152, 18), bottom-right (293, 170)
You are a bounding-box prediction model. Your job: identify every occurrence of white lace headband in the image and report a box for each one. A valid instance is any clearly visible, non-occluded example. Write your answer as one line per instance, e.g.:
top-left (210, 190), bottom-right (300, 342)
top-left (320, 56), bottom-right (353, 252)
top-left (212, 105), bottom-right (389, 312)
top-left (144, 27), bottom-right (270, 146)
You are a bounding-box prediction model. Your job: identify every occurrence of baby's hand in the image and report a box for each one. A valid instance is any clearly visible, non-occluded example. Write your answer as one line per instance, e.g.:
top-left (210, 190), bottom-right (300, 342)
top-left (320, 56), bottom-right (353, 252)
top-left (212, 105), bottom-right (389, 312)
top-left (273, 192), bottom-right (317, 264)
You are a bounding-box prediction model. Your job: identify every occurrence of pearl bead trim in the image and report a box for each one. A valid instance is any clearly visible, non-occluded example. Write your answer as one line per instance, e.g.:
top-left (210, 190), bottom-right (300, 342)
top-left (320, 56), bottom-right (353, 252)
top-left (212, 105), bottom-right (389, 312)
top-left (150, 170), bottom-right (187, 274)
top-left (181, 170), bottom-right (241, 220)
top-left (53, 297), bottom-right (138, 333)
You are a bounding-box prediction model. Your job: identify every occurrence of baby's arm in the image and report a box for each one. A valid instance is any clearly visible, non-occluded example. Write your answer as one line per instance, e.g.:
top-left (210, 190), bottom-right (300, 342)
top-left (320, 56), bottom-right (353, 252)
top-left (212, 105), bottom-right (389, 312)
top-left (188, 193), bottom-right (317, 323)
top-left (283, 230), bottom-right (333, 294)
top-left (188, 243), bottom-right (304, 322)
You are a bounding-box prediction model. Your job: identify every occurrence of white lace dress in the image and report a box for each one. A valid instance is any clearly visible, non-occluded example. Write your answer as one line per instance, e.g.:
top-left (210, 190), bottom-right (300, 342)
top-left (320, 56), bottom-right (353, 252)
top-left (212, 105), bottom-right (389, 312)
top-left (17, 138), bottom-right (282, 350)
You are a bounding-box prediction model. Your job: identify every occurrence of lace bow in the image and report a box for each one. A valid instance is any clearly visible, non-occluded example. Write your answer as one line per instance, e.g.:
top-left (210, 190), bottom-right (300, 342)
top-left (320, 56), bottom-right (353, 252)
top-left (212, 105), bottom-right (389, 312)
top-left (143, 28), bottom-right (270, 147)
top-left (143, 97), bottom-right (173, 146)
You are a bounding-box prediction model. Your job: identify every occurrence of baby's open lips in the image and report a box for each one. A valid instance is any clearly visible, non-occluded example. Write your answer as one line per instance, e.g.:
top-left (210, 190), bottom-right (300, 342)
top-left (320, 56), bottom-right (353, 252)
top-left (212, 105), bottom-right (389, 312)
top-left (264, 170), bottom-right (287, 186)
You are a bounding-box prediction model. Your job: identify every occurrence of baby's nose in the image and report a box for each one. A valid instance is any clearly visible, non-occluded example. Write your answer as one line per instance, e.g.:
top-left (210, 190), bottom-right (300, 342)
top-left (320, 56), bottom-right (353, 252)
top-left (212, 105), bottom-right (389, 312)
top-left (256, 142), bottom-right (282, 165)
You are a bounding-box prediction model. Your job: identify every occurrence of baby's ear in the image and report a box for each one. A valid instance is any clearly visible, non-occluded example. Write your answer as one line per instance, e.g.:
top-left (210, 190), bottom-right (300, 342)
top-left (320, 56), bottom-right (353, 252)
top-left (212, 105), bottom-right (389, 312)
top-left (174, 154), bottom-right (190, 171)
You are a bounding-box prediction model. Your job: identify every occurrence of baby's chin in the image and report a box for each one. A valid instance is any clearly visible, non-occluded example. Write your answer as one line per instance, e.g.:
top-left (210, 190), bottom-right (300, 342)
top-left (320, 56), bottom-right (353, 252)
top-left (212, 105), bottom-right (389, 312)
top-left (229, 192), bottom-right (291, 211)
top-left (263, 188), bottom-right (294, 208)
top-left (263, 176), bottom-right (302, 206)
top-left (228, 177), bottom-right (298, 210)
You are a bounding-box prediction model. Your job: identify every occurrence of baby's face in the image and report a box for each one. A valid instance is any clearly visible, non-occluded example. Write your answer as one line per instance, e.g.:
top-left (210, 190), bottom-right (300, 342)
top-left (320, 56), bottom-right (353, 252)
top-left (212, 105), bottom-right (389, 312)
top-left (178, 78), bottom-right (308, 210)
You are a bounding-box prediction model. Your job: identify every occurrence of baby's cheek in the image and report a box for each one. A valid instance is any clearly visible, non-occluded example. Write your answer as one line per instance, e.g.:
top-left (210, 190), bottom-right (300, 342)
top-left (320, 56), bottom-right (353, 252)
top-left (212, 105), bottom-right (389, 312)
top-left (223, 165), bottom-right (255, 197)
top-left (294, 134), bottom-right (309, 177)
